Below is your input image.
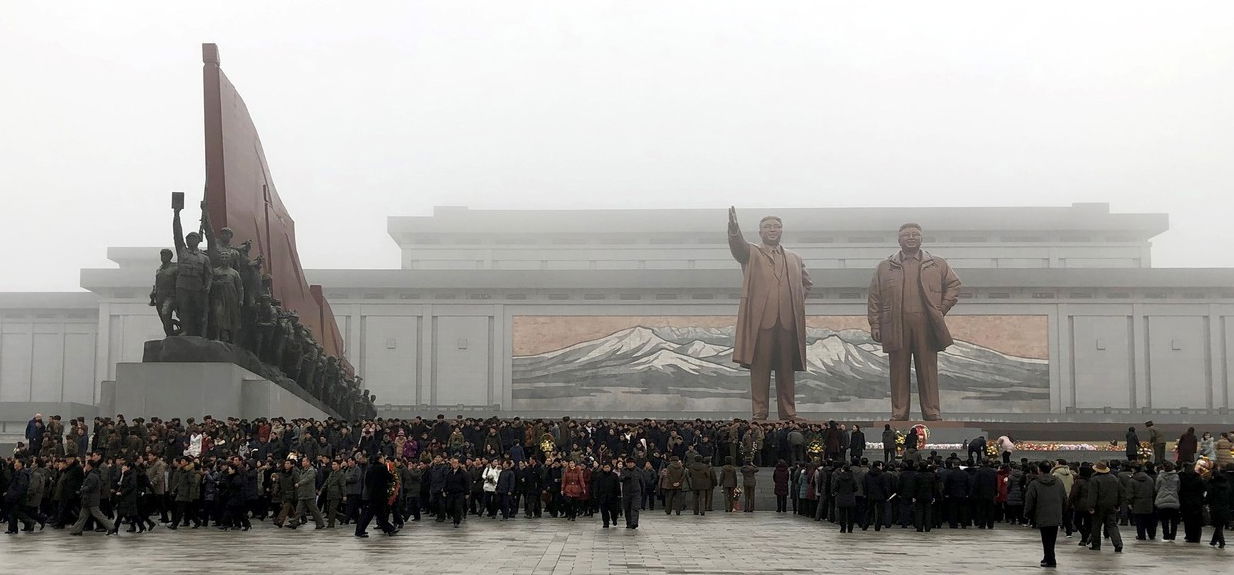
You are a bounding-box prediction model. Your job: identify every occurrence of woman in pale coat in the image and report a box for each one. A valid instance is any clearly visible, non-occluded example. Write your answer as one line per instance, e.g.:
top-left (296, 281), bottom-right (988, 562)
top-left (1198, 432), bottom-right (1216, 461)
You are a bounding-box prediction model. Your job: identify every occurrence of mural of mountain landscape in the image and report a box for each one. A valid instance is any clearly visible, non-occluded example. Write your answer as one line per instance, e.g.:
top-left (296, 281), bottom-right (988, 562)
top-left (511, 316), bottom-right (1050, 413)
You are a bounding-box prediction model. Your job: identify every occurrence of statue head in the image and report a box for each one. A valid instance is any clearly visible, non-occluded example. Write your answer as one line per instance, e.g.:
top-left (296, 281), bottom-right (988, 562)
top-left (898, 223), bottom-right (923, 253)
top-left (758, 216), bottom-right (783, 246)
top-left (219, 227), bottom-right (234, 246)
top-left (185, 231), bottom-right (202, 249)
top-left (159, 248), bottom-right (173, 265)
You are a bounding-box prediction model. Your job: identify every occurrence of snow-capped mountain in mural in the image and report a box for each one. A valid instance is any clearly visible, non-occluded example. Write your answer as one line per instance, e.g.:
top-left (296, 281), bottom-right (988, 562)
top-left (512, 325), bottom-right (1048, 409)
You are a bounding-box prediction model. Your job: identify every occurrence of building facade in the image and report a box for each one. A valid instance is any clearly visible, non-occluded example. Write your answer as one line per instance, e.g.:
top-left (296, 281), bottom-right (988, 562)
top-left (2, 203), bottom-right (1233, 434)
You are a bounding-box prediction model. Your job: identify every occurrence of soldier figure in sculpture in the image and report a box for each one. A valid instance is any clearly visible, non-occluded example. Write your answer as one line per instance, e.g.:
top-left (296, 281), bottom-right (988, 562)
top-left (150, 248), bottom-right (180, 336)
top-left (172, 205), bottom-right (212, 337)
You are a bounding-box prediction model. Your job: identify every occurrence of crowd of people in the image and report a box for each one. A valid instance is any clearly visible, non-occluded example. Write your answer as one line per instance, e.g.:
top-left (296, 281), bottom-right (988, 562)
top-left (3, 412), bottom-right (1232, 568)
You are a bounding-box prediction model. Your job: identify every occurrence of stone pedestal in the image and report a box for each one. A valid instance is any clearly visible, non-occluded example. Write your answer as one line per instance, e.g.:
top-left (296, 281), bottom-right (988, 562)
top-left (113, 362), bottom-right (337, 421)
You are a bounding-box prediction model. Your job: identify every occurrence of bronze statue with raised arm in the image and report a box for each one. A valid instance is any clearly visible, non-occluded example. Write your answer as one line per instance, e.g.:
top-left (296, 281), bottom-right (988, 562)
top-left (172, 199), bottom-right (212, 337)
top-left (727, 207), bottom-right (813, 421)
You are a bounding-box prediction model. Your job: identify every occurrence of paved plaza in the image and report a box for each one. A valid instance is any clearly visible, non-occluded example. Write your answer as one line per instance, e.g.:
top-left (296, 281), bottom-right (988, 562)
top-left (1, 512), bottom-right (1228, 574)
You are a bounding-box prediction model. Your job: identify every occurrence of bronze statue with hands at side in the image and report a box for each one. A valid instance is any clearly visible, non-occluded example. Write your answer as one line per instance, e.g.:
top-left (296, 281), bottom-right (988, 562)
top-left (727, 207), bottom-right (813, 421)
top-left (867, 223), bottom-right (962, 421)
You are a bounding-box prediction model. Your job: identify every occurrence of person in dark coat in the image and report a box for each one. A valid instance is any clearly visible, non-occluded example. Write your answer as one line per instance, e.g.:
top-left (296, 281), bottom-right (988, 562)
top-left (1124, 427), bottom-right (1140, 462)
top-left (495, 460), bottom-right (517, 520)
top-left (221, 463), bottom-right (251, 531)
top-left (1176, 427), bottom-right (1198, 464)
top-left (773, 461), bottom-right (790, 513)
top-left (832, 465), bottom-right (858, 533)
top-left (1086, 462), bottom-right (1123, 552)
top-left (4, 459), bottom-right (37, 534)
top-left (354, 454), bottom-right (396, 537)
top-left (1177, 461), bottom-right (1206, 543)
top-left (1024, 462), bottom-right (1068, 568)
top-left (1207, 467), bottom-right (1231, 548)
top-left (443, 457), bottom-right (471, 528)
top-left (972, 461), bottom-right (999, 529)
top-left (68, 459), bottom-right (114, 536)
top-left (592, 463), bottom-right (621, 528)
top-left (113, 461), bottom-right (142, 533)
top-left (912, 464), bottom-right (940, 532)
top-left (848, 426), bottom-right (866, 466)
top-left (941, 460), bottom-right (971, 528)
top-left (882, 425), bottom-right (898, 464)
top-left (897, 461), bottom-right (918, 528)
top-left (1127, 466), bottom-right (1156, 540)
top-left (862, 461), bottom-right (892, 531)
top-left (620, 460), bottom-right (644, 529)
top-left (1070, 465), bottom-right (1093, 546)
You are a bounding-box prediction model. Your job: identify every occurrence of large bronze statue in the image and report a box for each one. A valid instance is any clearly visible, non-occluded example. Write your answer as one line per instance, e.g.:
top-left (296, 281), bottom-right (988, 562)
top-left (149, 248), bottom-right (179, 336)
top-left (201, 200), bottom-right (245, 343)
top-left (727, 207), bottom-right (812, 421)
top-left (172, 204), bottom-right (212, 337)
top-left (207, 257), bottom-right (244, 343)
top-left (867, 223), bottom-right (961, 421)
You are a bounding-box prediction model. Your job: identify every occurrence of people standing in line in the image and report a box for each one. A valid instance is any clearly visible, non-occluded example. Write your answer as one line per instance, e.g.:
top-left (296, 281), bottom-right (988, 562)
top-left (773, 460), bottom-right (790, 513)
top-left (1127, 464), bottom-right (1157, 541)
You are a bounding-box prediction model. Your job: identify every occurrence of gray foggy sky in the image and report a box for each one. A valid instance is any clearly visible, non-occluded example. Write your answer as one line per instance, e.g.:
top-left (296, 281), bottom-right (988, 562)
top-left (2, 1), bottom-right (1232, 291)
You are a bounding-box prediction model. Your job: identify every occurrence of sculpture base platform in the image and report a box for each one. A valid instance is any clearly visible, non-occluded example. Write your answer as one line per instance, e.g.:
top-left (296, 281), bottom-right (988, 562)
top-left (112, 362), bottom-right (338, 421)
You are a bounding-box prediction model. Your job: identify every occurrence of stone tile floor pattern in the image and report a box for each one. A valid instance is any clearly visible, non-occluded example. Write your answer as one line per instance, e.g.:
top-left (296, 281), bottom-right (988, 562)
top-left (0, 512), bottom-right (1229, 574)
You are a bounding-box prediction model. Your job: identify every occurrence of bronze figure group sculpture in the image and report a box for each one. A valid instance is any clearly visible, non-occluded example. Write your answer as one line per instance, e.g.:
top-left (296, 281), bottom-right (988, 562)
top-left (151, 193), bottom-right (376, 420)
top-left (728, 208), bottom-right (961, 422)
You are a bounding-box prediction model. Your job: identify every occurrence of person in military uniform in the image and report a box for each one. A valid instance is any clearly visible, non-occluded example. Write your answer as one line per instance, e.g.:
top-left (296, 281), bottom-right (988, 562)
top-left (149, 248), bottom-right (179, 336)
top-left (172, 206), bottom-right (212, 337)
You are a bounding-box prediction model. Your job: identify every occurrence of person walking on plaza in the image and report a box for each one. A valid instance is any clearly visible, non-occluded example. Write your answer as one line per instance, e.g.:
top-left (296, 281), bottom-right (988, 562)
top-left (4, 459), bottom-right (38, 534)
top-left (1086, 462), bottom-right (1123, 552)
top-left (322, 460), bottom-right (346, 528)
top-left (69, 459), bottom-right (115, 536)
top-left (593, 463), bottom-right (620, 528)
top-left (354, 454), bottom-right (396, 537)
top-left (1025, 461), bottom-right (1068, 568)
top-left (1154, 461), bottom-right (1181, 540)
top-left (662, 457), bottom-right (686, 515)
top-left (293, 457), bottom-right (326, 529)
top-left (561, 460), bottom-right (587, 521)
top-left (1207, 466), bottom-right (1230, 548)
top-left (620, 459), bottom-right (644, 529)
top-left (444, 457), bottom-right (471, 528)
top-left (272, 459), bottom-right (297, 528)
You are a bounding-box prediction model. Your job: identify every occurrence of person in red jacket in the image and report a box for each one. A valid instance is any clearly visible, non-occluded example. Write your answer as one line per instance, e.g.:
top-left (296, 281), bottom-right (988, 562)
top-left (561, 461), bottom-right (588, 521)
